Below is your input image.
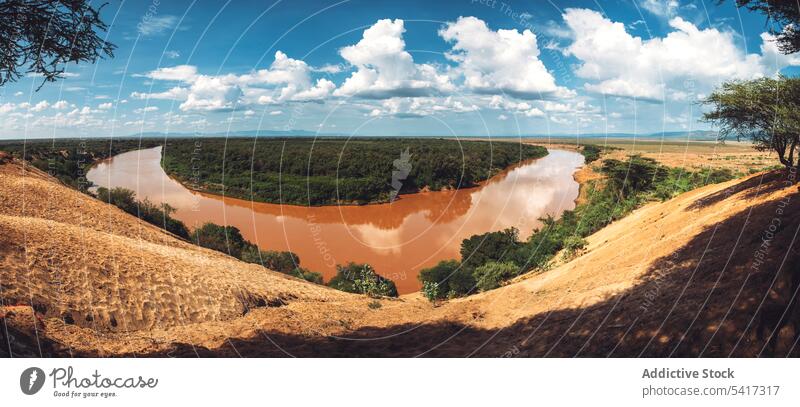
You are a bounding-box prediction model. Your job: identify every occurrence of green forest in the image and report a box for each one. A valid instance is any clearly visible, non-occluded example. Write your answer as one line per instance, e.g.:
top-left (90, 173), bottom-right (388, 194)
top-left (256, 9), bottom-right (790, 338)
top-left (160, 138), bottom-right (547, 206)
top-left (0, 138), bottom-right (162, 191)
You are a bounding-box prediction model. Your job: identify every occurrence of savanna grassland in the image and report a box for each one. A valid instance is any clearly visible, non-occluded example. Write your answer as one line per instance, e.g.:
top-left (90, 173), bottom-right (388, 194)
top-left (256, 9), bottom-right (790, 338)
top-left (517, 137), bottom-right (776, 173)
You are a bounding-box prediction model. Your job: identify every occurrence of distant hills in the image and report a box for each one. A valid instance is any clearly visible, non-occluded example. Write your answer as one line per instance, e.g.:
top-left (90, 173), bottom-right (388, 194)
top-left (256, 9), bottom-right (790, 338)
top-left (0, 129), bottom-right (721, 141)
top-left (132, 129), bottom-right (342, 138)
top-left (533, 130), bottom-right (720, 141)
top-left (130, 129), bottom-right (720, 141)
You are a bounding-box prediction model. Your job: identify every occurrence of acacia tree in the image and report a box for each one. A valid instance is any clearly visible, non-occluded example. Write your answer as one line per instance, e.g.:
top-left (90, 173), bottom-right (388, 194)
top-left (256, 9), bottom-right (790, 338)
top-left (702, 76), bottom-right (800, 172)
top-left (0, 0), bottom-right (115, 88)
top-left (725, 1), bottom-right (800, 54)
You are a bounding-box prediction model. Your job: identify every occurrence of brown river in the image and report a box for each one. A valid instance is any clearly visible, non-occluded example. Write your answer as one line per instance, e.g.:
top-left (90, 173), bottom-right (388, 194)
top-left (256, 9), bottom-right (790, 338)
top-left (87, 146), bottom-right (583, 293)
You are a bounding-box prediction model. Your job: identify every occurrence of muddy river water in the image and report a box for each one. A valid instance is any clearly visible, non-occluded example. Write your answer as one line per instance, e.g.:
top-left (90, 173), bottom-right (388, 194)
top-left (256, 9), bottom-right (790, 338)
top-left (87, 146), bottom-right (583, 293)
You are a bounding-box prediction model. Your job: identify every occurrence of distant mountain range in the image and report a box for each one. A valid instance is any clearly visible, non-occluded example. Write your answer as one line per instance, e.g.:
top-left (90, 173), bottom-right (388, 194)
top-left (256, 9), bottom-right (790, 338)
top-left (132, 129), bottom-right (343, 138)
top-left (129, 129), bottom-right (720, 141)
top-left (517, 131), bottom-right (720, 141)
top-left (1, 129), bottom-right (721, 141)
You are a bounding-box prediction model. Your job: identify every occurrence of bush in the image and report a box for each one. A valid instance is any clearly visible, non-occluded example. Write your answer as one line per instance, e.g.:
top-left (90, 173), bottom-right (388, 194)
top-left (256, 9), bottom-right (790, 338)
top-left (460, 227), bottom-right (520, 270)
top-left (418, 260), bottom-right (475, 299)
top-left (289, 267), bottom-right (324, 284)
top-left (422, 281), bottom-right (441, 302)
top-left (562, 235), bottom-right (587, 256)
top-left (600, 155), bottom-right (666, 199)
top-left (241, 248), bottom-right (300, 273)
top-left (581, 144), bottom-right (602, 163)
top-left (651, 167), bottom-right (735, 201)
top-left (447, 269), bottom-right (476, 298)
top-left (97, 187), bottom-right (331, 286)
top-left (96, 187), bottom-right (189, 238)
top-left (192, 223), bottom-right (251, 258)
top-left (96, 186), bottom-right (136, 212)
top-left (328, 263), bottom-right (398, 297)
top-left (473, 262), bottom-right (519, 292)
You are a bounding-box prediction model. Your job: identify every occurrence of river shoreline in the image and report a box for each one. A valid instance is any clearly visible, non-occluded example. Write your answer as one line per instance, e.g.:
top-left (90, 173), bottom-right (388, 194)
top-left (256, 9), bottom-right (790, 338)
top-left (87, 147), bottom-right (584, 293)
top-left (159, 150), bottom-right (555, 209)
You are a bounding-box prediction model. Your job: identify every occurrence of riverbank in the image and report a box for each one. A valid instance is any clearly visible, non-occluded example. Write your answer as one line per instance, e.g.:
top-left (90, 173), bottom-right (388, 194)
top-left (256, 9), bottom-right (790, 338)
top-left (5, 152), bottom-right (796, 356)
top-left (158, 138), bottom-right (548, 206)
top-left (87, 146), bottom-right (583, 294)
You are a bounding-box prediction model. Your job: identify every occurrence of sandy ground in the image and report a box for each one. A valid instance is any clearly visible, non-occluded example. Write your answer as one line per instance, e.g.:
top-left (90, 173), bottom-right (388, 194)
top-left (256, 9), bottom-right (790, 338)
top-left (1, 150), bottom-right (799, 357)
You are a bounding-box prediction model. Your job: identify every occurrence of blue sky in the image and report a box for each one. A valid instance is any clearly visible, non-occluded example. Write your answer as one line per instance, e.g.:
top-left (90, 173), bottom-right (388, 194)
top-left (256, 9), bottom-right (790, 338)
top-left (0, 0), bottom-right (796, 139)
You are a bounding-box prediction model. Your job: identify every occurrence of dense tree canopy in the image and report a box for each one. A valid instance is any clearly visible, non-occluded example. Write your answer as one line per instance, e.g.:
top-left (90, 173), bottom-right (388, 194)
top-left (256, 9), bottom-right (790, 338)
top-left (726, 0), bottom-right (800, 54)
top-left (702, 76), bottom-right (800, 171)
top-left (161, 138), bottom-right (547, 206)
top-left (0, 138), bottom-right (163, 190)
top-left (0, 0), bottom-right (115, 88)
top-left (600, 155), bottom-right (667, 199)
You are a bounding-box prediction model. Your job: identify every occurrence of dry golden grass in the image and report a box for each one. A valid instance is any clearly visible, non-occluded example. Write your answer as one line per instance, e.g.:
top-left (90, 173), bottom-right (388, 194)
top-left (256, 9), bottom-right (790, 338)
top-left (516, 138), bottom-right (775, 173)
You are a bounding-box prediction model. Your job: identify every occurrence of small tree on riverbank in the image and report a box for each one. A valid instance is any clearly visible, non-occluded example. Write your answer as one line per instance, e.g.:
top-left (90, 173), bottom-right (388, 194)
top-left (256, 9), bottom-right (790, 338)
top-left (702, 76), bottom-right (800, 175)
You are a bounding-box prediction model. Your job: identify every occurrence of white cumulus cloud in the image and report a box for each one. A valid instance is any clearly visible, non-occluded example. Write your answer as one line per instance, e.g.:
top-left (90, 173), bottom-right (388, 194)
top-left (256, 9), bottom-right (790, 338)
top-left (334, 19), bottom-right (453, 99)
top-left (562, 8), bottom-right (800, 101)
top-left (180, 76), bottom-right (243, 111)
top-left (143, 65), bottom-right (198, 82)
top-left (52, 100), bottom-right (69, 110)
top-left (139, 51), bottom-right (336, 111)
top-left (30, 101), bottom-right (49, 112)
top-left (439, 16), bottom-right (573, 99)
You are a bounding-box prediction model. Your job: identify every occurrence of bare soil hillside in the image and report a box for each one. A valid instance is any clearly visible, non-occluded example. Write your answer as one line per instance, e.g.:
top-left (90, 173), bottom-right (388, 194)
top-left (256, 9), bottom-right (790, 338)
top-left (0, 159), bottom-right (354, 344)
top-left (1, 156), bottom-right (798, 357)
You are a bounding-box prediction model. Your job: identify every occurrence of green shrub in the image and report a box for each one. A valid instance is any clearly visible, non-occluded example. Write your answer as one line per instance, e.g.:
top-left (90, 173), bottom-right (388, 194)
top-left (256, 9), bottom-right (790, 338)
top-left (241, 248), bottom-right (300, 273)
top-left (94, 185), bottom-right (331, 286)
top-left (96, 186), bottom-right (136, 212)
top-left (651, 167), bottom-right (735, 201)
top-left (96, 187), bottom-right (189, 238)
top-left (460, 227), bottom-right (520, 270)
top-left (581, 144), bottom-right (602, 163)
top-left (192, 223), bottom-right (251, 258)
top-left (562, 235), bottom-right (587, 256)
top-left (289, 267), bottom-right (324, 284)
top-left (447, 269), bottom-right (476, 298)
top-left (473, 261), bottom-right (519, 291)
top-left (418, 260), bottom-right (475, 299)
top-left (600, 155), bottom-right (667, 199)
top-left (422, 281), bottom-right (441, 302)
top-left (328, 263), bottom-right (398, 297)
